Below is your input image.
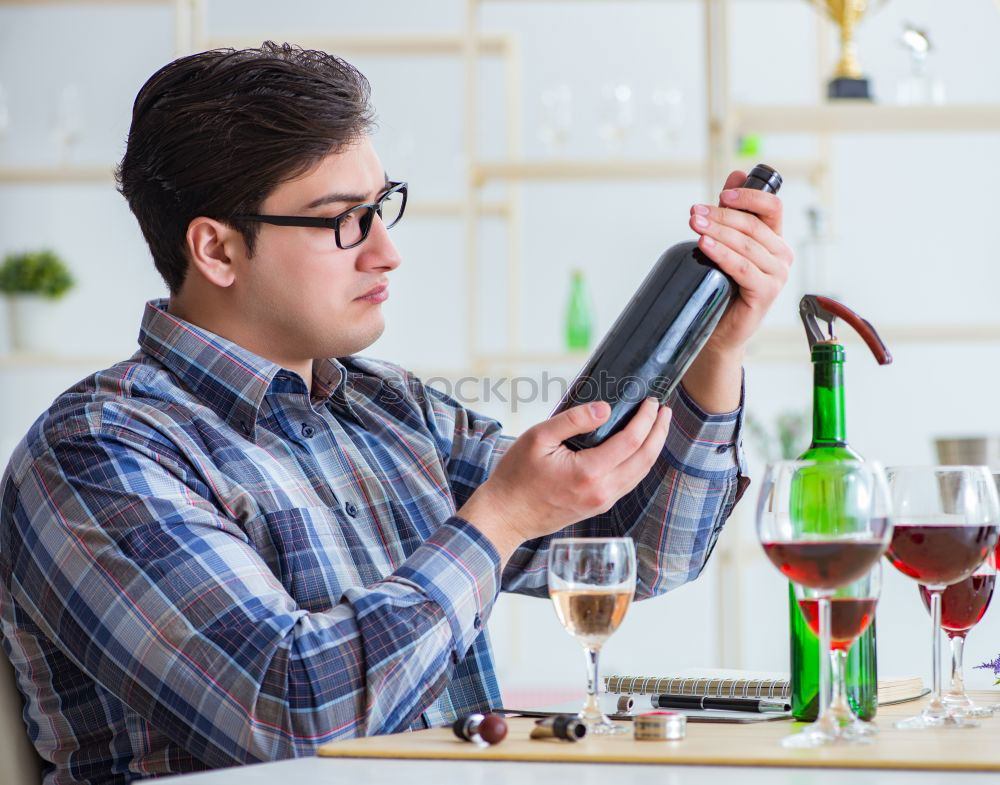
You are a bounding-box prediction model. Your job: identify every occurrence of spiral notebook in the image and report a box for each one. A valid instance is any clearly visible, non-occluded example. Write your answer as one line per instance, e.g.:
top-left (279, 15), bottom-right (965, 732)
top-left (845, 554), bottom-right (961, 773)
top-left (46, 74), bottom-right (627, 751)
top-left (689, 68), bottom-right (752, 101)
top-left (604, 668), bottom-right (925, 705)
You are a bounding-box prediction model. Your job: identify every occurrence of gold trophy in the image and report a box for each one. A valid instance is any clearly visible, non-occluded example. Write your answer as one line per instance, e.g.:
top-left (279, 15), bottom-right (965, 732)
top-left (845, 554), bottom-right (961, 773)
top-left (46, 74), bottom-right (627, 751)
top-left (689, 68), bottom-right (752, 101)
top-left (810, 0), bottom-right (887, 100)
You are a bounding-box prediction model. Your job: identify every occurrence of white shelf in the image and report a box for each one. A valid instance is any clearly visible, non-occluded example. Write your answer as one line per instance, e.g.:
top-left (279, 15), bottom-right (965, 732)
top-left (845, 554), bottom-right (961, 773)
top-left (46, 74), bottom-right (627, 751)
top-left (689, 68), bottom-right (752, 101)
top-left (735, 103), bottom-right (1000, 135)
top-left (202, 33), bottom-right (511, 57)
top-left (471, 159), bottom-right (706, 185)
top-left (0, 353), bottom-right (125, 370)
top-left (0, 166), bottom-right (116, 184)
top-left (0, 0), bottom-right (169, 4)
top-left (471, 157), bottom-right (827, 186)
top-left (471, 324), bottom-right (1000, 369)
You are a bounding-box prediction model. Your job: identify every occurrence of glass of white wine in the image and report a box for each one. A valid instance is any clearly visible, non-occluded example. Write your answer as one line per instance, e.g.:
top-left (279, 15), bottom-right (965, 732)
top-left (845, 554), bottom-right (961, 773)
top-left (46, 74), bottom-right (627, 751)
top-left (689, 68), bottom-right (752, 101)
top-left (548, 537), bottom-right (636, 735)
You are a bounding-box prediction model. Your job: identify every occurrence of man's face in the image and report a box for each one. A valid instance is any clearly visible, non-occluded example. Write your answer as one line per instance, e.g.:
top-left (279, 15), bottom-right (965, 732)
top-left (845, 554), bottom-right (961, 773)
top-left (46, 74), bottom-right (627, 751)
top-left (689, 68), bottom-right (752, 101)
top-left (234, 135), bottom-right (402, 362)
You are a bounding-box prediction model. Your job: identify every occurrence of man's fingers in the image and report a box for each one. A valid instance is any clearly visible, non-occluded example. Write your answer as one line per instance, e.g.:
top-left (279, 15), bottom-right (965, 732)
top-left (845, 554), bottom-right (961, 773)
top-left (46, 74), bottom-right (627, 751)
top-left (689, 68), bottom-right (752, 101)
top-left (577, 397), bottom-right (659, 470)
top-left (722, 170), bottom-right (746, 191)
top-left (689, 213), bottom-right (780, 276)
top-left (720, 187), bottom-right (783, 234)
top-left (612, 405), bottom-right (672, 483)
top-left (697, 232), bottom-right (772, 295)
top-left (539, 400), bottom-right (611, 446)
top-left (689, 204), bottom-right (787, 258)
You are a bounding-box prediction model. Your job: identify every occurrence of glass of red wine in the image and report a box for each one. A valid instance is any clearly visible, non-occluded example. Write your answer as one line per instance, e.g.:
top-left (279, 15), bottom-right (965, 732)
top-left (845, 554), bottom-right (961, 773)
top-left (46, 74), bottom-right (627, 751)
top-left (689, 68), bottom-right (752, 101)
top-left (796, 561), bottom-right (882, 742)
top-left (918, 556), bottom-right (995, 718)
top-left (886, 465), bottom-right (1000, 730)
top-left (757, 460), bottom-right (892, 748)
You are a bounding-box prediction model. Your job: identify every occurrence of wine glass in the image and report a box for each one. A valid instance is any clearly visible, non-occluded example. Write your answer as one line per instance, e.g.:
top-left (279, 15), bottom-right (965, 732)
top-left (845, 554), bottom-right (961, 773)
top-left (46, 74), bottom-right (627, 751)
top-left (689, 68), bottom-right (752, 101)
top-left (647, 86), bottom-right (684, 154)
top-left (538, 84), bottom-right (573, 154)
top-left (885, 465), bottom-right (1000, 729)
top-left (918, 555), bottom-right (995, 718)
top-left (598, 82), bottom-right (634, 154)
top-left (0, 82), bottom-right (9, 144)
top-left (757, 459), bottom-right (893, 749)
top-left (795, 561), bottom-right (882, 742)
top-left (548, 537), bottom-right (636, 735)
top-left (51, 84), bottom-right (84, 164)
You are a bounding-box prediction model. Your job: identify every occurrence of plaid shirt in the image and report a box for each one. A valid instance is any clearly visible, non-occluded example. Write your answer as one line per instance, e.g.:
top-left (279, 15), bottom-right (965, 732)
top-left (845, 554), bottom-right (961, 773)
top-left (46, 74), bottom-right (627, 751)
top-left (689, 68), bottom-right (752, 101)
top-left (0, 299), bottom-right (746, 784)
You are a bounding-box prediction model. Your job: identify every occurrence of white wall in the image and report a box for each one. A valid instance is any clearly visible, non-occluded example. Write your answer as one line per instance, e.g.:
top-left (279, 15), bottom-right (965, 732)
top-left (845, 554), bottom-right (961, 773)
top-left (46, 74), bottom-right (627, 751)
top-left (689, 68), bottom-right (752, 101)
top-left (2, 0), bottom-right (1000, 705)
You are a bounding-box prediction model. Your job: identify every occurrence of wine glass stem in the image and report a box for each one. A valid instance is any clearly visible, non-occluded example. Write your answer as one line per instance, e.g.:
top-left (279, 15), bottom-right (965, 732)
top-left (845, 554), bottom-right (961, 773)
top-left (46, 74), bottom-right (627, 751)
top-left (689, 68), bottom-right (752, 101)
top-left (830, 647), bottom-right (850, 716)
top-left (929, 589), bottom-right (945, 711)
top-left (818, 596), bottom-right (832, 720)
top-left (585, 646), bottom-right (601, 712)
top-left (947, 632), bottom-right (967, 699)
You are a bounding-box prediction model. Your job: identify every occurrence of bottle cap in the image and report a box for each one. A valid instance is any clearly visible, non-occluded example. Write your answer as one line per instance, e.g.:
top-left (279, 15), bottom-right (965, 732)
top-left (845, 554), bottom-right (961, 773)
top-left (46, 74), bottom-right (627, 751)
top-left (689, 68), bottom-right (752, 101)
top-left (634, 711), bottom-right (686, 741)
top-left (744, 163), bottom-right (783, 194)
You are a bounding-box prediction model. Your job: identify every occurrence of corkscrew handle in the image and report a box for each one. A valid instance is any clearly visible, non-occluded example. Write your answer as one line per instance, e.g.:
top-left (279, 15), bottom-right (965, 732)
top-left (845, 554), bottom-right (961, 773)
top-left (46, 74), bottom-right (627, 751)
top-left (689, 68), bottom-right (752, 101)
top-left (799, 294), bottom-right (893, 365)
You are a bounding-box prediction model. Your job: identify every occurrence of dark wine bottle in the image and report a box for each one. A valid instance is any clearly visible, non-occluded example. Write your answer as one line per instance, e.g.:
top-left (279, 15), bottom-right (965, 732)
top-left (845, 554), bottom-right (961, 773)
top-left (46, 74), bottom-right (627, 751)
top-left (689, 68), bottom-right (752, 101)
top-left (551, 164), bottom-right (782, 450)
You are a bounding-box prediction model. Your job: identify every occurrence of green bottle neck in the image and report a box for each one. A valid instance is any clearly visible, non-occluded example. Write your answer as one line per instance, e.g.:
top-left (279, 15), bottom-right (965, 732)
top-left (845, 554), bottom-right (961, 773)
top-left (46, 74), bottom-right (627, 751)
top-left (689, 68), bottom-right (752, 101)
top-left (810, 344), bottom-right (847, 449)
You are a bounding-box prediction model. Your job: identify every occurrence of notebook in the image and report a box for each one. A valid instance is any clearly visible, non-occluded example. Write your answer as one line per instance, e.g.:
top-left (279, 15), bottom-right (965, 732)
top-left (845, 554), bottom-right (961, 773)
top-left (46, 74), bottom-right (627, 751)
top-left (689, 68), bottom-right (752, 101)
top-left (604, 668), bottom-right (926, 706)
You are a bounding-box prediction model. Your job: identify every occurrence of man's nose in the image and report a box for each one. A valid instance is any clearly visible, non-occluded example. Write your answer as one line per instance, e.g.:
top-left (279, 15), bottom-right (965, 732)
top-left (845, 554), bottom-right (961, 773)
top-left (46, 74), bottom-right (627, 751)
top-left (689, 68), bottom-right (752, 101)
top-left (358, 213), bottom-right (402, 271)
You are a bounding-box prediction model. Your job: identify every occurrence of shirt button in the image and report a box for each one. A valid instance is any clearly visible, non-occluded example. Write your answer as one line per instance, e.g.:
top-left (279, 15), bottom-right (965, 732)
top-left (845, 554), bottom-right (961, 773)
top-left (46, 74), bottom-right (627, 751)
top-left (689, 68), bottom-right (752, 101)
top-left (239, 420), bottom-right (251, 435)
top-left (301, 424), bottom-right (315, 438)
top-left (345, 501), bottom-right (359, 517)
top-left (715, 444), bottom-right (730, 453)
top-left (473, 614), bottom-right (482, 630)
top-left (450, 650), bottom-right (460, 665)
top-left (276, 375), bottom-right (290, 382)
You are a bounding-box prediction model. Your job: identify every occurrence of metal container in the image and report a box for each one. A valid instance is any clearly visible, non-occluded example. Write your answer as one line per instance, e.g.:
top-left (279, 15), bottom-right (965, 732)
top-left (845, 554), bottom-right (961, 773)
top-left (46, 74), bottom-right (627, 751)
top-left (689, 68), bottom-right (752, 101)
top-left (934, 437), bottom-right (1000, 470)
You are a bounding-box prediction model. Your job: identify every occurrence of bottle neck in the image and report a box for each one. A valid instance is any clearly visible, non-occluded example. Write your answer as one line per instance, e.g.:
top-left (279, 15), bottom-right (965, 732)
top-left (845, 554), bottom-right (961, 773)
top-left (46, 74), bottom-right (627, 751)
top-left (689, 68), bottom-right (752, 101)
top-left (811, 347), bottom-right (847, 448)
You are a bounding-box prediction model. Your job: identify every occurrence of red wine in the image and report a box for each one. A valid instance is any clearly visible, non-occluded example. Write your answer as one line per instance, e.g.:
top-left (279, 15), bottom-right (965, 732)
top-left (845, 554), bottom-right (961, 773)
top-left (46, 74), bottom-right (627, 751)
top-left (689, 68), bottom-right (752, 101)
top-left (798, 598), bottom-right (877, 651)
top-left (762, 539), bottom-right (885, 590)
top-left (886, 524), bottom-right (999, 586)
top-left (919, 574), bottom-right (995, 634)
top-left (551, 164), bottom-right (782, 450)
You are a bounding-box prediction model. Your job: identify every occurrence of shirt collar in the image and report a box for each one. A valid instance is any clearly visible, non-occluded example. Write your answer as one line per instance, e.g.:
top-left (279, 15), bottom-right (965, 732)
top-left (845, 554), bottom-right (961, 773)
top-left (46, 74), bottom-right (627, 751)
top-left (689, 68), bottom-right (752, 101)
top-left (137, 299), bottom-right (348, 438)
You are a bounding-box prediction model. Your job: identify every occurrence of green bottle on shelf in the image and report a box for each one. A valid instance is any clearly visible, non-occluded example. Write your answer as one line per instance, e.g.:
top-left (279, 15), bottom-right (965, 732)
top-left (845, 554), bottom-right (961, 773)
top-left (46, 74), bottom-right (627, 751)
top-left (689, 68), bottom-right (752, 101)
top-left (565, 269), bottom-right (592, 351)
top-left (790, 295), bottom-right (893, 722)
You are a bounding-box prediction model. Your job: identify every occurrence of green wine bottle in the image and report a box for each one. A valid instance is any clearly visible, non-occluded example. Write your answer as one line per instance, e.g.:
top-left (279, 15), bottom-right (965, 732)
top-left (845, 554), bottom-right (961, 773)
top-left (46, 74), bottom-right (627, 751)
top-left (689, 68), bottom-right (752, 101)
top-left (565, 269), bottom-right (592, 351)
top-left (790, 295), bottom-right (893, 722)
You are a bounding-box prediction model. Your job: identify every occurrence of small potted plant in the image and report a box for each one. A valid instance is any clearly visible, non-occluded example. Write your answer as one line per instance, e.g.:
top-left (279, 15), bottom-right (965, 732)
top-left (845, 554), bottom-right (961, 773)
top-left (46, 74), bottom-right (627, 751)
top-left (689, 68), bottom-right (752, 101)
top-left (0, 249), bottom-right (75, 353)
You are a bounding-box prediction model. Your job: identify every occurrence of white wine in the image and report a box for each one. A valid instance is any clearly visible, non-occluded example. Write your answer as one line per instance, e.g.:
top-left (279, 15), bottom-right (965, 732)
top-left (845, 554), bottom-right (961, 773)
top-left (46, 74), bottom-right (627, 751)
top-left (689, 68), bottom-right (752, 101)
top-left (550, 588), bottom-right (632, 648)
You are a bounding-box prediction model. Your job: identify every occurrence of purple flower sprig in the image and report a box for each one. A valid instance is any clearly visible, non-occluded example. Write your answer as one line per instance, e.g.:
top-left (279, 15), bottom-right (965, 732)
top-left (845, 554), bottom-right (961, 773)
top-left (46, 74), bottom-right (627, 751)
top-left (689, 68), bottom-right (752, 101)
top-left (974, 654), bottom-right (1000, 684)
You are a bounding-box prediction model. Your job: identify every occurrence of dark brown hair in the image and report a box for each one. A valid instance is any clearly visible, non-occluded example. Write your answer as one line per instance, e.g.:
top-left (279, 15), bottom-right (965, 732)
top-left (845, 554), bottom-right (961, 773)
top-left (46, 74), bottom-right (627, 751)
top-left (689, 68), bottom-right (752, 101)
top-left (116, 41), bottom-right (377, 293)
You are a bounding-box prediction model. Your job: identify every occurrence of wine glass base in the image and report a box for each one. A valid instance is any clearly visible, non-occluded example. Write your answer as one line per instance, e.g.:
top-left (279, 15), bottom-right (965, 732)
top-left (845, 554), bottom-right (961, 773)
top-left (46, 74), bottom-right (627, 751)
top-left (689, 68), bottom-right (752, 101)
top-left (840, 717), bottom-right (878, 739)
top-left (895, 711), bottom-right (978, 730)
top-left (781, 716), bottom-right (874, 748)
top-left (581, 714), bottom-right (629, 735)
top-left (943, 696), bottom-right (994, 718)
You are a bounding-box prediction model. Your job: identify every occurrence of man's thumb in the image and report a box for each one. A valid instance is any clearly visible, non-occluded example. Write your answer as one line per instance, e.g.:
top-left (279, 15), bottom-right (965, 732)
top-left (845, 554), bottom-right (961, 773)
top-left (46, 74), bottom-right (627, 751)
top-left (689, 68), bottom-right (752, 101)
top-left (542, 401), bottom-right (610, 444)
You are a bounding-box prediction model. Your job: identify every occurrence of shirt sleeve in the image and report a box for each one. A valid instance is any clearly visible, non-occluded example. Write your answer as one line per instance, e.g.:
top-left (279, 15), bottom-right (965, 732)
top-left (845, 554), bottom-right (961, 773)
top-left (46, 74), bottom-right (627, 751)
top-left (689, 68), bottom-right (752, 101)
top-left (413, 370), bottom-right (748, 601)
top-left (0, 422), bottom-right (501, 768)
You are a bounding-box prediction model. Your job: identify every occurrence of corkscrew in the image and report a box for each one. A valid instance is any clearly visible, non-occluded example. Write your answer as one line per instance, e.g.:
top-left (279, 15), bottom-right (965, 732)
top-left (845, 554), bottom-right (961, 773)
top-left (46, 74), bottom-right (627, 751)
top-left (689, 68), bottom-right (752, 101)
top-left (799, 294), bottom-right (893, 365)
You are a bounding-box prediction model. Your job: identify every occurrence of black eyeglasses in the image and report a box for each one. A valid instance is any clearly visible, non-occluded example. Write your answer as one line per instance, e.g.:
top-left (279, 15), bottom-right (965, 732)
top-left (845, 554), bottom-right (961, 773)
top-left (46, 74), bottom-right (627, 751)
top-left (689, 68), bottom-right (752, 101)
top-left (232, 181), bottom-right (408, 250)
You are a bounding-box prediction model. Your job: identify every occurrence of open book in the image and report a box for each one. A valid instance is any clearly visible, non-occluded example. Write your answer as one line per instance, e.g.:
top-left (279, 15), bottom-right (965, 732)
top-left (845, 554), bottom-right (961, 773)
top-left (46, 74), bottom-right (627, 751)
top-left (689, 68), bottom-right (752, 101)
top-left (605, 668), bottom-right (925, 706)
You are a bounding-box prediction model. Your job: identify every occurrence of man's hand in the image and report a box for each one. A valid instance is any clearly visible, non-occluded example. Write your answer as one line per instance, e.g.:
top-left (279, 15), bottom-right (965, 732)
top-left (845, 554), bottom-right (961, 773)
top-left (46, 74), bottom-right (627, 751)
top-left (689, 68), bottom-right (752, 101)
top-left (458, 397), bottom-right (671, 564)
top-left (680, 170), bottom-right (794, 413)
top-left (688, 169), bottom-right (794, 355)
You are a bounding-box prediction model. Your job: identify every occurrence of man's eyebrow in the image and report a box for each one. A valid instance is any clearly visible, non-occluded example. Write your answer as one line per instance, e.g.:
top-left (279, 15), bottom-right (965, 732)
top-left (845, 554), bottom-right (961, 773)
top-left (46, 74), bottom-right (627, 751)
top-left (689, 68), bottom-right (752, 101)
top-left (302, 173), bottom-right (392, 211)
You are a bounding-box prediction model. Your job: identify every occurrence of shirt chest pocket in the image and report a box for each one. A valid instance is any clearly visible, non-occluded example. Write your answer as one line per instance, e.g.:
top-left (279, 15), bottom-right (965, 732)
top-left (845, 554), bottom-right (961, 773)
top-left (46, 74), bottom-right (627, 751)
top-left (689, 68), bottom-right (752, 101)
top-left (244, 505), bottom-right (395, 612)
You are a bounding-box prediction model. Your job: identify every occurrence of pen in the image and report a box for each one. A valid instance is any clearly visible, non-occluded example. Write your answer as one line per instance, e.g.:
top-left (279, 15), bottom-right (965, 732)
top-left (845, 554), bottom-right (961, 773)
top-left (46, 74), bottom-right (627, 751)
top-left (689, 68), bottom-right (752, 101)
top-left (650, 694), bottom-right (790, 713)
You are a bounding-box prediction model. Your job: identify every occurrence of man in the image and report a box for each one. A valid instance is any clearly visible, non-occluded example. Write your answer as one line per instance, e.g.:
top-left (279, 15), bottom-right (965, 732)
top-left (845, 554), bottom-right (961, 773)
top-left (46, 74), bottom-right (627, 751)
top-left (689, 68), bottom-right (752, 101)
top-left (0, 42), bottom-right (791, 783)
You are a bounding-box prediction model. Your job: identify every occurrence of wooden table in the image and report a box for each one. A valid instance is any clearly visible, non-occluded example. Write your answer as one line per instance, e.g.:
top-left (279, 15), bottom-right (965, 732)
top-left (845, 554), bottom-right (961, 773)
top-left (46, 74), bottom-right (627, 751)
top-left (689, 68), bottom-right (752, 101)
top-left (157, 691), bottom-right (1000, 783)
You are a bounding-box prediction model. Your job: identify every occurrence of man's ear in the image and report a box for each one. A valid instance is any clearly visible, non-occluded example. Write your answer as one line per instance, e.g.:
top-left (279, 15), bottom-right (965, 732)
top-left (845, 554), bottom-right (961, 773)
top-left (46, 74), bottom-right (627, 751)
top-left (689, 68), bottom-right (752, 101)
top-left (185, 217), bottom-right (244, 288)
